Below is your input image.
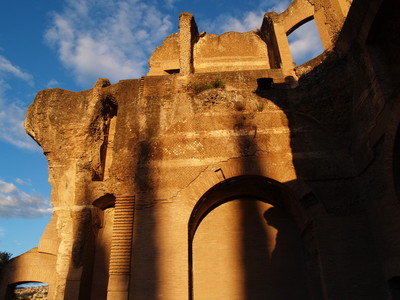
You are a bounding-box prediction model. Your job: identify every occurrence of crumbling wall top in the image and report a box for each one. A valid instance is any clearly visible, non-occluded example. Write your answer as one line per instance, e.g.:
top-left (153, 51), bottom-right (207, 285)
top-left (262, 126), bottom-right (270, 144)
top-left (148, 0), bottom-right (352, 77)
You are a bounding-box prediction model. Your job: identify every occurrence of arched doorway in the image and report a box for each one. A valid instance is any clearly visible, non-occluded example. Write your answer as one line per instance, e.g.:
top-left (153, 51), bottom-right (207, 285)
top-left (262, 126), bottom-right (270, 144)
top-left (188, 176), bottom-right (310, 300)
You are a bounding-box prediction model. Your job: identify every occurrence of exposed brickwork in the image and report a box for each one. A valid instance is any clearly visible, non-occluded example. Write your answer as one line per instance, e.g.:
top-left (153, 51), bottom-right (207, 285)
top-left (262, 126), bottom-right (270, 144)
top-left (109, 196), bottom-right (135, 275)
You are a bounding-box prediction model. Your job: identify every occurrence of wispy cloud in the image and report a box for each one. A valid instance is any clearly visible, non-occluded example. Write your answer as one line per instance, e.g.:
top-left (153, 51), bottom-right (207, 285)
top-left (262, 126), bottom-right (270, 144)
top-left (45, 0), bottom-right (173, 86)
top-left (0, 82), bottom-right (39, 151)
top-left (269, 0), bottom-right (291, 14)
top-left (199, 0), bottom-right (322, 65)
top-left (0, 180), bottom-right (52, 218)
top-left (201, 0), bottom-right (290, 34)
top-left (46, 79), bottom-right (60, 89)
top-left (0, 56), bottom-right (34, 86)
top-left (14, 178), bottom-right (31, 186)
top-left (165, 0), bottom-right (180, 9)
top-left (0, 55), bottom-right (38, 150)
top-left (219, 11), bottom-right (265, 33)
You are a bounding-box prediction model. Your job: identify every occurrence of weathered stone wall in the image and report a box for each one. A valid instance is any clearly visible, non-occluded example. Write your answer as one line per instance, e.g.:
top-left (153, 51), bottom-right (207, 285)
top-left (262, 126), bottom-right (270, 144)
top-left (148, 34), bottom-right (180, 75)
top-left (1, 0), bottom-right (399, 299)
top-left (149, 0), bottom-right (351, 76)
top-left (0, 249), bottom-right (57, 299)
top-left (193, 32), bottom-right (270, 73)
top-left (335, 0), bottom-right (400, 288)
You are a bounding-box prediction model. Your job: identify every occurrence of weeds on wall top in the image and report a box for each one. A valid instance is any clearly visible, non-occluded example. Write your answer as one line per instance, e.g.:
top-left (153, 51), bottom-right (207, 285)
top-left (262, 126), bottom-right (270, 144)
top-left (186, 78), bottom-right (225, 94)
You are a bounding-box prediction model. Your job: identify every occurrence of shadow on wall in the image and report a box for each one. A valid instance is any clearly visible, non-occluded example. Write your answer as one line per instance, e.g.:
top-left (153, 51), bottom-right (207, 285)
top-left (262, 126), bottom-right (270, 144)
top-left (188, 102), bottom-right (313, 299)
top-left (234, 103), bottom-right (309, 300)
top-left (254, 37), bottom-right (390, 299)
top-left (129, 84), bottom-right (163, 299)
top-left (189, 178), bottom-right (311, 300)
top-left (88, 195), bottom-right (116, 300)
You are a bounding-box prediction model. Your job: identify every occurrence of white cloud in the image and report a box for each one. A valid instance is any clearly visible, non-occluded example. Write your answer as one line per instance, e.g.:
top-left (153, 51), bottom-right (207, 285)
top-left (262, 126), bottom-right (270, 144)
top-left (270, 0), bottom-right (291, 13)
top-left (0, 56), bottom-right (38, 150)
top-left (0, 95), bottom-right (40, 151)
top-left (0, 56), bottom-right (34, 86)
top-left (15, 178), bottom-right (31, 186)
top-left (0, 180), bottom-right (52, 218)
top-left (165, 0), bottom-right (179, 9)
top-left (202, 0), bottom-right (290, 34)
top-left (46, 79), bottom-right (60, 89)
top-left (288, 19), bottom-right (324, 65)
top-left (220, 11), bottom-right (265, 33)
top-left (45, 0), bottom-right (173, 86)
top-left (199, 1), bottom-right (322, 65)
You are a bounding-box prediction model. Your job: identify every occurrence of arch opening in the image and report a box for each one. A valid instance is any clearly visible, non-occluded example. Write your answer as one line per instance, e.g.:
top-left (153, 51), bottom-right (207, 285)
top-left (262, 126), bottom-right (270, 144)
top-left (6, 281), bottom-right (48, 300)
top-left (188, 176), bottom-right (310, 300)
top-left (287, 18), bottom-right (324, 66)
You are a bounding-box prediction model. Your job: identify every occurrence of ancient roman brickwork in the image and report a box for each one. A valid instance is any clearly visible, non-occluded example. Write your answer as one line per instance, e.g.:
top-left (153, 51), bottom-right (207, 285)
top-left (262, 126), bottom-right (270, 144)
top-left (148, 0), bottom-right (352, 77)
top-left (1, 0), bottom-right (400, 299)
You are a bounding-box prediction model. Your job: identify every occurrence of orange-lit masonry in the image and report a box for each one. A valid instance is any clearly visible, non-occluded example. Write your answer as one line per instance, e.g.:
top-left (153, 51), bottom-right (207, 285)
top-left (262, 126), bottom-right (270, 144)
top-left (1, 0), bottom-right (400, 299)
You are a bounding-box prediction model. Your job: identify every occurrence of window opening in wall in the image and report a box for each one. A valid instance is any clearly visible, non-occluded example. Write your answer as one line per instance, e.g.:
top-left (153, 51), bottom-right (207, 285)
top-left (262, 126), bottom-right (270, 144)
top-left (257, 78), bottom-right (274, 90)
top-left (165, 69), bottom-right (180, 74)
top-left (6, 282), bottom-right (48, 300)
top-left (287, 18), bottom-right (324, 66)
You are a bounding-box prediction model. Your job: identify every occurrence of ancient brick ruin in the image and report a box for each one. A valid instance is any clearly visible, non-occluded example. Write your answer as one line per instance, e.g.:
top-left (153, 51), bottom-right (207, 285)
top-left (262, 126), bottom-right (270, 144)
top-left (1, 0), bottom-right (400, 299)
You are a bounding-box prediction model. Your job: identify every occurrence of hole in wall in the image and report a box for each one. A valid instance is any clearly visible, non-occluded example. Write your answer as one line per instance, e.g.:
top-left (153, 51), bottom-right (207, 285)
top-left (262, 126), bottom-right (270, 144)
top-left (257, 78), bottom-right (274, 90)
top-left (92, 99), bottom-right (118, 181)
top-left (93, 194), bottom-right (116, 210)
top-left (287, 19), bottom-right (324, 66)
top-left (6, 282), bottom-right (48, 300)
top-left (165, 69), bottom-right (180, 74)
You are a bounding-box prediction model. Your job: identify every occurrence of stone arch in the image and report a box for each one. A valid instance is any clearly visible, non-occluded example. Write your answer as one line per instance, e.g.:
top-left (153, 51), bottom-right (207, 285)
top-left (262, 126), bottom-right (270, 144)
top-left (188, 175), bottom-right (313, 300)
top-left (286, 16), bottom-right (314, 36)
top-left (287, 17), bottom-right (325, 65)
top-left (280, 1), bottom-right (333, 52)
top-left (188, 175), bottom-right (306, 239)
top-left (0, 250), bottom-right (56, 300)
top-left (261, 0), bottom-right (350, 70)
top-left (5, 281), bottom-right (48, 300)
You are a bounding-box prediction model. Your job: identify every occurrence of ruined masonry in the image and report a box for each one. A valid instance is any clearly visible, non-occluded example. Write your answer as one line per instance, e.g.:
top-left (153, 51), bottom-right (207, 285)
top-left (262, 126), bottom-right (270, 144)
top-left (1, 0), bottom-right (400, 299)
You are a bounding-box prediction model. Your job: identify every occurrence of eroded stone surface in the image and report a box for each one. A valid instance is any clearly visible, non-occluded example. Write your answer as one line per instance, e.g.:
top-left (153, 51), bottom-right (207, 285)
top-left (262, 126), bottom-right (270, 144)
top-left (2, 0), bottom-right (400, 299)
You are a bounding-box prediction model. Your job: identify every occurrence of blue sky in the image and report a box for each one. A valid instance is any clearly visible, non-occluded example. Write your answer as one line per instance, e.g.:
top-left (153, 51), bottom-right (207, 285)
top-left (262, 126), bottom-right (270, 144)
top-left (0, 0), bottom-right (323, 258)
